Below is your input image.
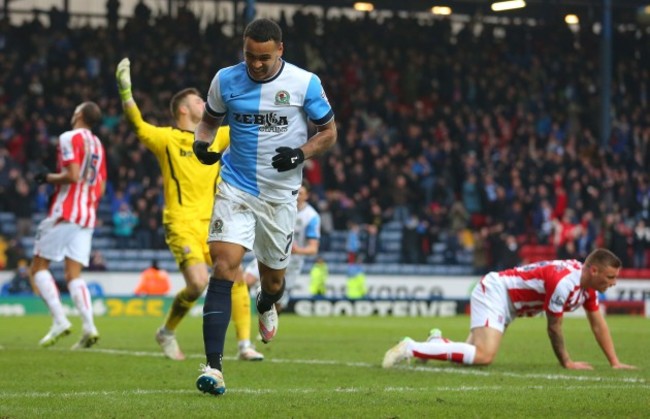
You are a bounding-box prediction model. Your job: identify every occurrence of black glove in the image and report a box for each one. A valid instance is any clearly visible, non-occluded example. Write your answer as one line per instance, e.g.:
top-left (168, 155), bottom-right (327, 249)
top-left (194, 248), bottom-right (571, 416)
top-left (192, 141), bottom-right (221, 165)
top-left (34, 168), bottom-right (50, 184)
top-left (272, 147), bottom-right (305, 172)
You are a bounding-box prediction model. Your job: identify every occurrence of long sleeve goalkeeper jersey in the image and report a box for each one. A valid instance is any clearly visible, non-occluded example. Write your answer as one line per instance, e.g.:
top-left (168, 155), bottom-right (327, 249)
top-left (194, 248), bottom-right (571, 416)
top-left (124, 104), bottom-right (230, 224)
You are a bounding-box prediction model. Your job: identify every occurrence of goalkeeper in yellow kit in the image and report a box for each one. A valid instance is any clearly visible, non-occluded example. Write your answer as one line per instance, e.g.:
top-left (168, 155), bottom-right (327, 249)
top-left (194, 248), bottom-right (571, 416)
top-left (115, 58), bottom-right (263, 361)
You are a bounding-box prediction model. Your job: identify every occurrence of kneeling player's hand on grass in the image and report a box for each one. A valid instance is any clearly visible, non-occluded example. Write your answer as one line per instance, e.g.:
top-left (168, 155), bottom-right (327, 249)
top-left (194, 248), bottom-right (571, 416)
top-left (565, 361), bottom-right (593, 370)
top-left (612, 362), bottom-right (637, 370)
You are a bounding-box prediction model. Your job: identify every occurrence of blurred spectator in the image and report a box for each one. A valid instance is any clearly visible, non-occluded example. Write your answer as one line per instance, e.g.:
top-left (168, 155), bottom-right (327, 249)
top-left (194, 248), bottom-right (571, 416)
top-left (400, 214), bottom-right (421, 264)
top-left (0, 235), bottom-right (8, 269)
top-left (7, 260), bottom-right (32, 295)
top-left (309, 256), bottom-right (328, 298)
top-left (532, 199), bottom-right (554, 244)
top-left (472, 227), bottom-right (490, 275)
top-left (553, 209), bottom-right (580, 250)
top-left (500, 235), bottom-right (521, 268)
top-left (345, 262), bottom-right (367, 300)
top-left (389, 174), bottom-right (413, 225)
top-left (346, 221), bottom-right (360, 263)
top-left (89, 250), bottom-right (107, 271)
top-left (462, 173), bottom-right (483, 218)
top-left (607, 214), bottom-right (632, 267)
top-left (3, 238), bottom-right (26, 270)
top-left (632, 219), bottom-right (650, 268)
top-left (133, 197), bottom-right (153, 248)
top-left (362, 224), bottom-right (379, 264)
top-left (134, 260), bottom-right (170, 296)
top-left (7, 176), bottom-right (33, 239)
top-left (113, 202), bottom-right (138, 248)
top-left (448, 200), bottom-right (470, 232)
top-left (317, 200), bottom-right (333, 251)
top-left (106, 0), bottom-right (120, 31)
top-left (34, 184), bottom-right (51, 213)
top-left (133, 0), bottom-right (151, 24)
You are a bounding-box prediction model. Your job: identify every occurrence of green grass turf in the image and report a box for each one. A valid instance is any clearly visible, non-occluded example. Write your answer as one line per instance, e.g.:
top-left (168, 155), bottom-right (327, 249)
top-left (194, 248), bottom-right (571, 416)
top-left (0, 314), bottom-right (648, 418)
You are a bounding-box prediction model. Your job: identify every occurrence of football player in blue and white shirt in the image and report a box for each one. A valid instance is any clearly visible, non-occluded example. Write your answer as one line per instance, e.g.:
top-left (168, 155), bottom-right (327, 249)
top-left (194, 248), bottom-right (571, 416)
top-left (192, 18), bottom-right (337, 396)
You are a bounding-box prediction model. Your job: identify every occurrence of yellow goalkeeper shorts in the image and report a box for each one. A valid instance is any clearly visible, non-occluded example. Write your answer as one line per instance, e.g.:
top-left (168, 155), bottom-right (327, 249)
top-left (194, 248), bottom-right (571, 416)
top-left (163, 219), bottom-right (211, 269)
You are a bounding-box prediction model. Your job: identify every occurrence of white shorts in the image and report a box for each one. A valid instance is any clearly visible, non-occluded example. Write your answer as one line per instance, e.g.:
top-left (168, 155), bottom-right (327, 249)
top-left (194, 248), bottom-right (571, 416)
top-left (469, 272), bottom-right (515, 333)
top-left (208, 181), bottom-right (296, 270)
top-left (33, 217), bottom-right (94, 266)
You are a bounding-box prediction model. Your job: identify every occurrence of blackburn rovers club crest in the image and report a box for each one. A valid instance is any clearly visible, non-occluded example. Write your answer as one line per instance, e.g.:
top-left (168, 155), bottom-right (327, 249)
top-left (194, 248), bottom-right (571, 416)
top-left (275, 90), bottom-right (290, 105)
top-left (212, 219), bottom-right (224, 234)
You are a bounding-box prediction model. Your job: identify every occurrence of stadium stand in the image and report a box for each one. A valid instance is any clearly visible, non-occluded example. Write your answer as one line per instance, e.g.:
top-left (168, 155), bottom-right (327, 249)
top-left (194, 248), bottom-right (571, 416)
top-left (0, 6), bottom-right (649, 279)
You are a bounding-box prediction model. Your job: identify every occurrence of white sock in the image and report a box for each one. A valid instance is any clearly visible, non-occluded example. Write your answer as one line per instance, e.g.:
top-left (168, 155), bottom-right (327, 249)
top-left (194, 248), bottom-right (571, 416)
top-left (408, 340), bottom-right (477, 365)
top-left (238, 339), bottom-right (251, 350)
top-left (159, 326), bottom-right (173, 335)
top-left (34, 270), bottom-right (69, 327)
top-left (68, 278), bottom-right (97, 334)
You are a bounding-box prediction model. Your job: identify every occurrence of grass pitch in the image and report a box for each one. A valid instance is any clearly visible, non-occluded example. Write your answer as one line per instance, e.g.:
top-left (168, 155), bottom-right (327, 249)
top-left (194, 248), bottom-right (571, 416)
top-left (0, 314), bottom-right (648, 418)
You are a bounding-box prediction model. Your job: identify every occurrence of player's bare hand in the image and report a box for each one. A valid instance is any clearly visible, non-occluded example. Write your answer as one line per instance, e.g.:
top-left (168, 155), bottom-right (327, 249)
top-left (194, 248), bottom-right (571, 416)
top-left (612, 362), bottom-right (637, 370)
top-left (565, 361), bottom-right (593, 370)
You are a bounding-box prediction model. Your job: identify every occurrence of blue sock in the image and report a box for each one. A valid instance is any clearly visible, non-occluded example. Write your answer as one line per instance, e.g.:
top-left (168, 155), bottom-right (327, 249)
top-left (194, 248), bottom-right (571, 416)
top-left (256, 277), bottom-right (285, 313)
top-left (203, 277), bottom-right (233, 371)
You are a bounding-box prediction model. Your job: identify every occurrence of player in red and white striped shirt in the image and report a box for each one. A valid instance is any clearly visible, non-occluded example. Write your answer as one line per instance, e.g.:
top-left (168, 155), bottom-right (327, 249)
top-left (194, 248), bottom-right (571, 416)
top-left (383, 248), bottom-right (636, 370)
top-left (29, 101), bottom-right (107, 350)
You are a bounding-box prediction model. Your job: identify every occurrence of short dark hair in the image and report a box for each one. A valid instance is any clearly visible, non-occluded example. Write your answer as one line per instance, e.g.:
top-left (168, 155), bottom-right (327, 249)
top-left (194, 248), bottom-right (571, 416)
top-left (584, 248), bottom-right (622, 269)
top-left (80, 101), bottom-right (102, 128)
top-left (244, 18), bottom-right (282, 43)
top-left (170, 87), bottom-right (200, 121)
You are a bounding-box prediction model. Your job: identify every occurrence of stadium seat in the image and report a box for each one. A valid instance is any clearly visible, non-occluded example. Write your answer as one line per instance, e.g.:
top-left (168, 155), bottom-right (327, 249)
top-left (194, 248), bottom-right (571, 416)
top-left (519, 245), bottom-right (556, 263)
top-left (0, 212), bottom-right (15, 223)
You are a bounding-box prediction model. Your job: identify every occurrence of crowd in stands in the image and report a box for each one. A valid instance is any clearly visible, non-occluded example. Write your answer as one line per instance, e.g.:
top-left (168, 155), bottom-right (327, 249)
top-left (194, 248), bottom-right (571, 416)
top-left (1, 4), bottom-right (650, 276)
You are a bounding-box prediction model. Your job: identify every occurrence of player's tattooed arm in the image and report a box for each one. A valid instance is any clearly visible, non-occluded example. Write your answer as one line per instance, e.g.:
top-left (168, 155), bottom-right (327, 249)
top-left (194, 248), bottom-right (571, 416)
top-left (547, 315), bottom-right (593, 370)
top-left (301, 119), bottom-right (337, 160)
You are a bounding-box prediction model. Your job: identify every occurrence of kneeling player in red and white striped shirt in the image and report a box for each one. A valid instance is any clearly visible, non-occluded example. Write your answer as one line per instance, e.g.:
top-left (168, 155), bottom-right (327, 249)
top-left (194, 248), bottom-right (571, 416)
top-left (383, 248), bottom-right (636, 370)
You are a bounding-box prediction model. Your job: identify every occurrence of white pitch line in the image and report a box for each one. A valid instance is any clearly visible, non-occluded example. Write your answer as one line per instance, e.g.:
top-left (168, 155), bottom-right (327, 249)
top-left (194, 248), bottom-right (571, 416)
top-left (47, 346), bottom-right (647, 384)
top-left (1, 384), bottom-right (649, 400)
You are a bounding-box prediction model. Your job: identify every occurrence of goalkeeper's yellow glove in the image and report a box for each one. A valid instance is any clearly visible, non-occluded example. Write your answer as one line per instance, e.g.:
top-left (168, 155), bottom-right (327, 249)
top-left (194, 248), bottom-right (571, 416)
top-left (116, 58), bottom-right (133, 102)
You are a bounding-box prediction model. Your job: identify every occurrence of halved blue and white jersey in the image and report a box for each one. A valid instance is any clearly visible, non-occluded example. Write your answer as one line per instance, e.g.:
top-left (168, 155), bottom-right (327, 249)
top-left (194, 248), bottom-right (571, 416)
top-left (206, 60), bottom-right (334, 203)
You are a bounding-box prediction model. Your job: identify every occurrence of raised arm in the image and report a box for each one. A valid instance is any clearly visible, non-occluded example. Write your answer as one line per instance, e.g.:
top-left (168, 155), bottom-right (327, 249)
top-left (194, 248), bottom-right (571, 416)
top-left (116, 58), bottom-right (135, 108)
top-left (585, 309), bottom-right (636, 369)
